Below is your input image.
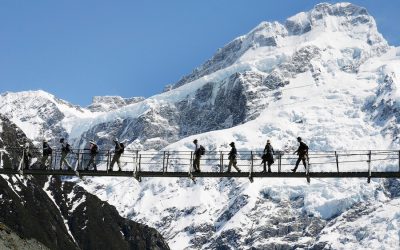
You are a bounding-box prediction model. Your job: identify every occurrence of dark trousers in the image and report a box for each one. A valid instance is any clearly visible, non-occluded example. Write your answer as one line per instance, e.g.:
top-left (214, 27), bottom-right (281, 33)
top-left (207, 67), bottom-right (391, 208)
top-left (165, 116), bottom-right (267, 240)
top-left (228, 158), bottom-right (240, 172)
top-left (293, 155), bottom-right (307, 171)
top-left (87, 155), bottom-right (97, 171)
top-left (110, 153), bottom-right (122, 171)
top-left (193, 155), bottom-right (200, 172)
top-left (23, 156), bottom-right (31, 170)
top-left (60, 152), bottom-right (72, 170)
top-left (263, 161), bottom-right (273, 172)
top-left (41, 154), bottom-right (50, 169)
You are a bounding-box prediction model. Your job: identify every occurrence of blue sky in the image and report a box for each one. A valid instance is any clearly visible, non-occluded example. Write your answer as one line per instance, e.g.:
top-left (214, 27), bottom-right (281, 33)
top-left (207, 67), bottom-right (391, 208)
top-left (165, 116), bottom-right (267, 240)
top-left (0, 0), bottom-right (399, 106)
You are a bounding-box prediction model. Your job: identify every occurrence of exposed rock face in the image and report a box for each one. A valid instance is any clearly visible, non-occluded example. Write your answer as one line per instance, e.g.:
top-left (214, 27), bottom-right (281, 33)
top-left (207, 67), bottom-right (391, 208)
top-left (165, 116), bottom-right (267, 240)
top-left (0, 223), bottom-right (49, 250)
top-left (173, 21), bottom-right (287, 89)
top-left (46, 177), bottom-right (169, 250)
top-left (87, 96), bottom-right (145, 112)
top-left (0, 175), bottom-right (79, 250)
top-left (0, 115), bottom-right (170, 250)
top-left (80, 71), bottom-right (271, 150)
top-left (364, 65), bottom-right (400, 143)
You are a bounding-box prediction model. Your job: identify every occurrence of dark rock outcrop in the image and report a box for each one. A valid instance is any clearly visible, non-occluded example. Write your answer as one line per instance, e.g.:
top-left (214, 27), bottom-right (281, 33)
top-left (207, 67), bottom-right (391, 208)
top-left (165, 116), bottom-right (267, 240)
top-left (0, 115), bottom-right (170, 250)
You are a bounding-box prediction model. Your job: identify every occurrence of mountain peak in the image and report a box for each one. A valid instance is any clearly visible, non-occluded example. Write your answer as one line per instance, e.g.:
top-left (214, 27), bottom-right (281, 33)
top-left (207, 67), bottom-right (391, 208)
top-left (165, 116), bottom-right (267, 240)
top-left (285, 2), bottom-right (374, 35)
top-left (171, 2), bottom-right (387, 90)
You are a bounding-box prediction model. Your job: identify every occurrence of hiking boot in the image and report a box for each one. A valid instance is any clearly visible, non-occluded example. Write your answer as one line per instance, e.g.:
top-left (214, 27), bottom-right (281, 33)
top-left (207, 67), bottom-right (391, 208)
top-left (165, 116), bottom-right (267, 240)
top-left (291, 168), bottom-right (297, 173)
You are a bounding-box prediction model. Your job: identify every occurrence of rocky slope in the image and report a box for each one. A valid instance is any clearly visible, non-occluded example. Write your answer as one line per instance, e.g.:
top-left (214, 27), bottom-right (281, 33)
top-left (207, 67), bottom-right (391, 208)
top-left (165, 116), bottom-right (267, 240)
top-left (0, 115), bottom-right (169, 250)
top-left (0, 223), bottom-right (49, 250)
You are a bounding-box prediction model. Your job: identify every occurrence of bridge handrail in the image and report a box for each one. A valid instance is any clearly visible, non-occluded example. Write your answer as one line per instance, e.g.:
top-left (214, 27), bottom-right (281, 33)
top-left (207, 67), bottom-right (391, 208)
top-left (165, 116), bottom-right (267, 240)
top-left (1, 147), bottom-right (400, 178)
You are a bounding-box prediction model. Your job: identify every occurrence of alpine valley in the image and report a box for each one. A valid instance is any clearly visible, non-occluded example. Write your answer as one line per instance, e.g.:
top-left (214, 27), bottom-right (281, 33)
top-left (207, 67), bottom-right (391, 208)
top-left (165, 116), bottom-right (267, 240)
top-left (1, 2), bottom-right (400, 249)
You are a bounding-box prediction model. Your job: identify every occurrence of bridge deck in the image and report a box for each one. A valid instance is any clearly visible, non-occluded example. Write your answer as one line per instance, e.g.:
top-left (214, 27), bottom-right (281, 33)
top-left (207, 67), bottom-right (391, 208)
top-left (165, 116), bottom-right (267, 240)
top-left (1, 169), bottom-right (400, 179)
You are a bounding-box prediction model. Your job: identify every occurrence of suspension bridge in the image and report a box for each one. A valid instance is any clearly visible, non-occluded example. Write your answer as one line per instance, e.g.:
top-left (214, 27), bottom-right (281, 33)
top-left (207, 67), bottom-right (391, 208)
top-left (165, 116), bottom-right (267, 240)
top-left (1, 148), bottom-right (400, 183)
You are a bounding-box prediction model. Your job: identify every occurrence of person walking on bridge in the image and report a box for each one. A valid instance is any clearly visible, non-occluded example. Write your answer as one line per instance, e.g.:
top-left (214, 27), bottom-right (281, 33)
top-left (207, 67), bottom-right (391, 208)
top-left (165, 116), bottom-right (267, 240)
top-left (227, 142), bottom-right (241, 173)
top-left (22, 142), bottom-right (32, 170)
top-left (41, 139), bottom-right (52, 169)
top-left (261, 140), bottom-right (274, 173)
top-left (86, 140), bottom-right (98, 171)
top-left (59, 138), bottom-right (73, 171)
top-left (193, 139), bottom-right (204, 172)
top-left (110, 138), bottom-right (124, 171)
top-left (291, 137), bottom-right (309, 173)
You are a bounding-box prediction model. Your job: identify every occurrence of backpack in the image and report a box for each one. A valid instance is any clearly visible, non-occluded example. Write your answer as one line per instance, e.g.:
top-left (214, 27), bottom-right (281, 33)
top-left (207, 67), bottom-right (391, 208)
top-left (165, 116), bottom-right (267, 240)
top-left (199, 145), bottom-right (205, 155)
top-left (46, 147), bottom-right (53, 155)
top-left (91, 144), bottom-right (99, 154)
top-left (119, 143), bottom-right (125, 154)
top-left (63, 143), bottom-right (71, 153)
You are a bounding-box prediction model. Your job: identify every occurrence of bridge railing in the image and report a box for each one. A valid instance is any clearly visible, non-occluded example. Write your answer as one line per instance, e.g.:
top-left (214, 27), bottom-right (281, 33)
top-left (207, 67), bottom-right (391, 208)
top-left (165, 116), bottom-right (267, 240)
top-left (0, 148), bottom-right (400, 175)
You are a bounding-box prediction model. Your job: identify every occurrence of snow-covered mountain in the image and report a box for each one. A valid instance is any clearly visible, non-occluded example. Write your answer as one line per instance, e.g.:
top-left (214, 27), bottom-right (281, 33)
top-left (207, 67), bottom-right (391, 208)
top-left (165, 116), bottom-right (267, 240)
top-left (1, 2), bottom-right (400, 249)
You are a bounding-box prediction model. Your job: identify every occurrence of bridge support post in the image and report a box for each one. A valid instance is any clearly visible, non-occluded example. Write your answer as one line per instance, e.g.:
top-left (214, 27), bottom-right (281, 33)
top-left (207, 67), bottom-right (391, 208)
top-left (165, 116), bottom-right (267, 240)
top-left (162, 151), bottom-right (166, 174)
top-left (49, 151), bottom-right (52, 170)
top-left (249, 151), bottom-right (254, 183)
top-left (53, 151), bottom-right (57, 171)
top-left (219, 151), bottom-right (223, 173)
top-left (106, 150), bottom-right (110, 172)
top-left (335, 151), bottom-right (339, 173)
top-left (367, 150), bottom-right (371, 183)
top-left (79, 150), bottom-right (84, 171)
top-left (135, 154), bottom-right (142, 182)
top-left (188, 152), bottom-right (195, 183)
top-left (278, 152), bottom-right (281, 173)
top-left (0, 150), bottom-right (3, 168)
top-left (76, 149), bottom-right (81, 171)
top-left (398, 151), bottom-right (400, 172)
top-left (166, 151), bottom-right (169, 173)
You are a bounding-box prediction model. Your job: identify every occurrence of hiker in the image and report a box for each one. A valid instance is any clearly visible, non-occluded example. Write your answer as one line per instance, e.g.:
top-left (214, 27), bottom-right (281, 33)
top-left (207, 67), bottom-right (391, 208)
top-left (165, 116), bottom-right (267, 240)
top-left (193, 139), bottom-right (205, 172)
top-left (41, 139), bottom-right (52, 169)
top-left (261, 140), bottom-right (274, 173)
top-left (60, 138), bottom-right (73, 171)
top-left (86, 140), bottom-right (98, 171)
top-left (109, 138), bottom-right (124, 171)
top-left (227, 142), bottom-right (241, 172)
top-left (291, 137), bottom-right (309, 172)
top-left (22, 142), bottom-right (32, 170)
